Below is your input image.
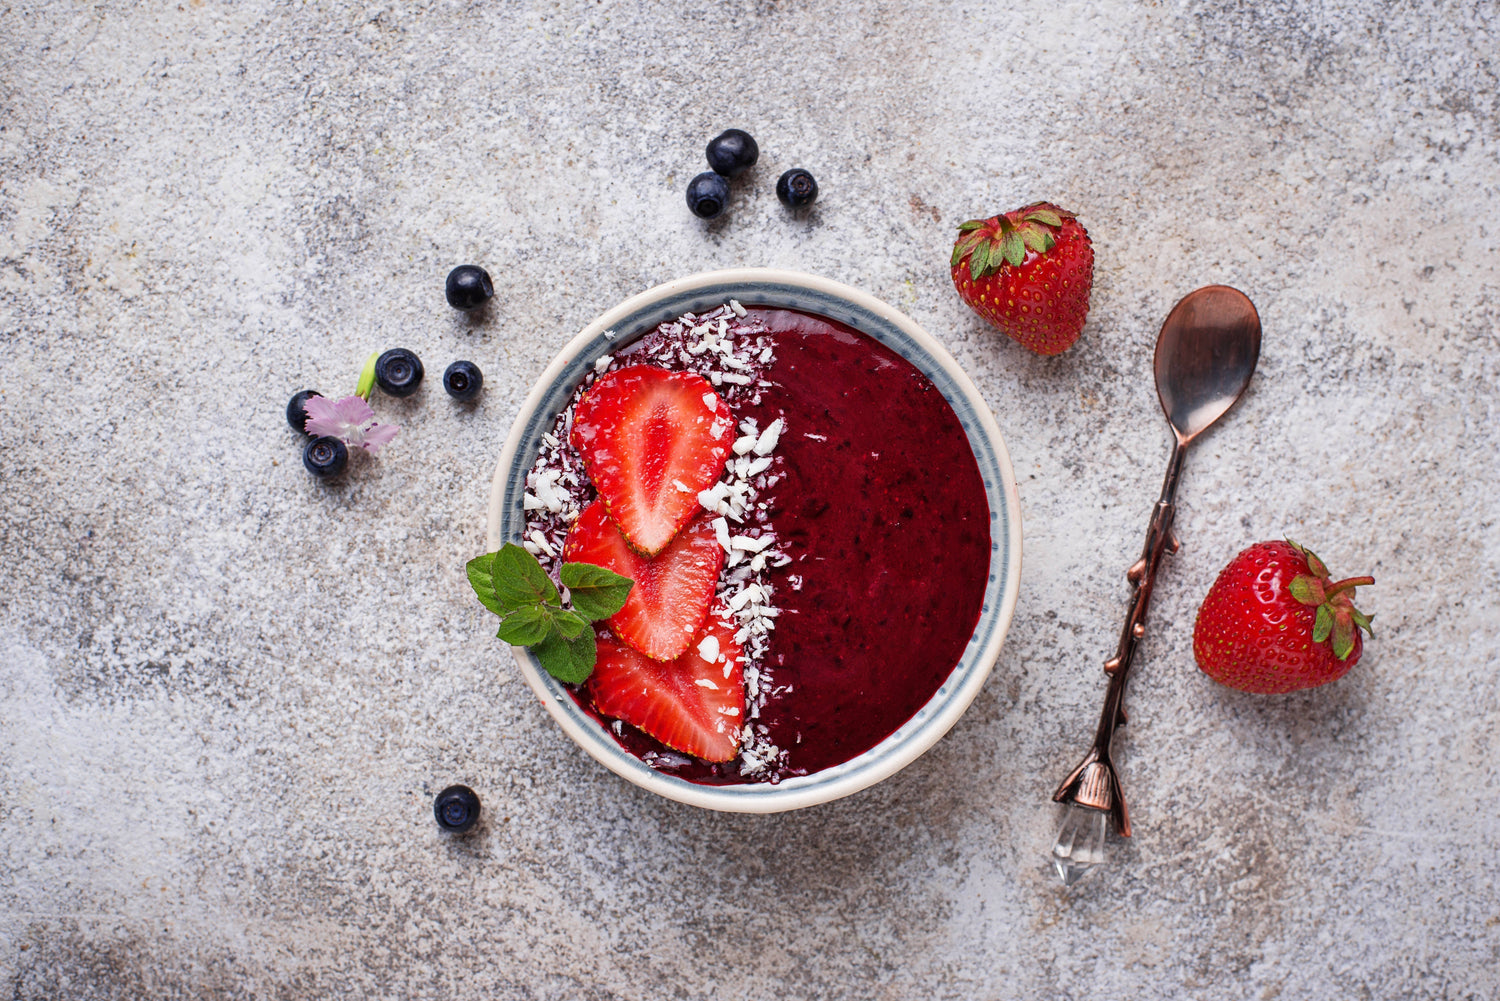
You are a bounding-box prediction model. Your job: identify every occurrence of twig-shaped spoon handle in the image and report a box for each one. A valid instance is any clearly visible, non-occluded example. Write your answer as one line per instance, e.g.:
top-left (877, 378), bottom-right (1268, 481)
top-left (1052, 440), bottom-right (1185, 836)
top-left (1048, 286), bottom-right (1261, 886)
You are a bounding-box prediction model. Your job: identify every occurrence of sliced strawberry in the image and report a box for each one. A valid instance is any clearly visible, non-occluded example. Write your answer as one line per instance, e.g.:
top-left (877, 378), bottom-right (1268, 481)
top-left (570, 365), bottom-right (734, 556)
top-left (589, 613), bottom-right (745, 762)
top-left (563, 500), bottom-right (724, 662)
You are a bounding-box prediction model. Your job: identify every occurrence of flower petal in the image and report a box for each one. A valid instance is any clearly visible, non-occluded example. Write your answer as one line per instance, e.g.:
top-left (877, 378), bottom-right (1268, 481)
top-left (332, 395), bottom-right (376, 425)
top-left (303, 395), bottom-right (352, 439)
top-left (359, 422), bottom-right (400, 453)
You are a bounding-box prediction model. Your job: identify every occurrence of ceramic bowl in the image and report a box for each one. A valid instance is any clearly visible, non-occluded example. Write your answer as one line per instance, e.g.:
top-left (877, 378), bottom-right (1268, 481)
top-left (487, 268), bottom-right (1022, 813)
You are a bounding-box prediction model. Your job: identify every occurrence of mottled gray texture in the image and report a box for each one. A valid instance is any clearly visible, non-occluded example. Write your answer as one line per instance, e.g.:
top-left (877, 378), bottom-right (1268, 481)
top-left (1, 0), bottom-right (1497, 998)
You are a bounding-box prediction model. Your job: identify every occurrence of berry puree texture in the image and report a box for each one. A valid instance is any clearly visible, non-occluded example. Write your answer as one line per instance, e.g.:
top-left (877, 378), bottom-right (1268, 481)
top-left (747, 308), bottom-right (990, 776)
top-left (528, 305), bottom-right (989, 784)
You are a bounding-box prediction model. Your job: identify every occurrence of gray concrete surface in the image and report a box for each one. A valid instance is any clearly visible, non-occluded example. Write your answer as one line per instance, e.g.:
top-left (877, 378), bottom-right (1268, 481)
top-left (2, 1), bottom-right (1497, 998)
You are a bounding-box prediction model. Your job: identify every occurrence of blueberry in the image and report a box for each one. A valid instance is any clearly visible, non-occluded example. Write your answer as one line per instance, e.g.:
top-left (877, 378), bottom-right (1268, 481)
top-left (303, 435), bottom-right (348, 477)
top-left (375, 348), bottom-right (424, 397)
top-left (776, 168), bottom-right (819, 208)
top-left (445, 265), bottom-right (494, 311)
top-left (686, 172), bottom-right (731, 219)
top-left (286, 389), bottom-right (322, 434)
top-left (434, 784), bottom-right (481, 833)
top-left (443, 360), bottom-right (484, 402)
top-left (705, 129), bottom-right (759, 178)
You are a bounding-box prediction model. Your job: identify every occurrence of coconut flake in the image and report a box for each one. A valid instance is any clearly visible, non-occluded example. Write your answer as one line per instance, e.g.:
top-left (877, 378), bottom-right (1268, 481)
top-left (528, 530), bottom-right (556, 558)
top-left (754, 418), bottom-right (783, 455)
top-left (697, 634), bottom-right (721, 663)
top-left (731, 534), bottom-right (775, 553)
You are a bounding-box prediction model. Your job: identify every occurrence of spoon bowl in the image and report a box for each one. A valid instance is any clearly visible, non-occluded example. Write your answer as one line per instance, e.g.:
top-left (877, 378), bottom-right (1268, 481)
top-left (1155, 285), bottom-right (1262, 444)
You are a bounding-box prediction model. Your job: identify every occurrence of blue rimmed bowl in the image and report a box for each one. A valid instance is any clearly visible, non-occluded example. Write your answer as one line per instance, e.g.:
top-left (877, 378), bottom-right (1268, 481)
top-left (487, 268), bottom-right (1022, 813)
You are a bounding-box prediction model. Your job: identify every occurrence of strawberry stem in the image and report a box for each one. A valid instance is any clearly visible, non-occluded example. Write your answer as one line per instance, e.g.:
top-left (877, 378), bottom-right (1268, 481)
top-left (1325, 575), bottom-right (1375, 597)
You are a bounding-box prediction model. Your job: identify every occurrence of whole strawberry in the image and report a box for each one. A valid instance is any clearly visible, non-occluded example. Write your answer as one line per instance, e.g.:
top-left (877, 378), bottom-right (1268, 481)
top-left (1193, 540), bottom-right (1375, 694)
top-left (950, 202), bottom-right (1093, 355)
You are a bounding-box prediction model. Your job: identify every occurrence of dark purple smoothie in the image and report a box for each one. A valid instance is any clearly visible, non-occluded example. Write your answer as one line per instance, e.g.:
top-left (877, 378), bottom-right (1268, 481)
top-left (571, 307), bottom-right (991, 783)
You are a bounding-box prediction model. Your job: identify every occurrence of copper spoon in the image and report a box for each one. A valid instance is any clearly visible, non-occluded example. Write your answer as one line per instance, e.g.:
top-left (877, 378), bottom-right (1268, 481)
top-left (1050, 285), bottom-right (1262, 886)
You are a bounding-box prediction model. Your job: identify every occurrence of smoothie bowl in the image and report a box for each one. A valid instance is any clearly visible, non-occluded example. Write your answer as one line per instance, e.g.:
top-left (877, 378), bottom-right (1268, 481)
top-left (485, 268), bottom-right (1021, 812)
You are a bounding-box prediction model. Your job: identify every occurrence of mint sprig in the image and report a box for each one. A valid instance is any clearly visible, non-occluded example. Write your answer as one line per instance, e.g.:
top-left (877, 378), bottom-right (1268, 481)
top-left (466, 543), bottom-right (632, 684)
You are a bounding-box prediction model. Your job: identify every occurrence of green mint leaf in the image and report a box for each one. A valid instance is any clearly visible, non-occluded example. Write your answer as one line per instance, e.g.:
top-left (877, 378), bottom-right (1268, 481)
top-left (560, 562), bottom-right (634, 621)
top-left (466, 551), bottom-right (506, 616)
top-left (552, 609), bottom-right (592, 640)
top-left (496, 605), bottom-right (551, 646)
top-left (531, 632), bottom-right (571, 680)
top-left (490, 542), bottom-right (562, 609)
top-left (562, 627), bottom-right (598, 680)
top-left (469, 551), bottom-right (613, 686)
top-left (532, 627), bottom-right (597, 685)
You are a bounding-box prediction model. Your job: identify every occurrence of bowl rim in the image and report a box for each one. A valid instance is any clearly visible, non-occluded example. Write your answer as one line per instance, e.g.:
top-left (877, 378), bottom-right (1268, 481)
top-left (486, 267), bottom-right (1022, 813)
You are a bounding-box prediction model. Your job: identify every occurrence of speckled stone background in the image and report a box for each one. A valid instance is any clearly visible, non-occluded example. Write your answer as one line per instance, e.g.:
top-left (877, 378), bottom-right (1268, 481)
top-left (2, 1), bottom-right (1497, 998)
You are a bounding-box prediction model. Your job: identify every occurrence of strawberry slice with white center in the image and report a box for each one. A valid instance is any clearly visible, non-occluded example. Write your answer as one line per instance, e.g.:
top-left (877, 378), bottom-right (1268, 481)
top-left (563, 500), bottom-right (725, 662)
top-left (589, 613), bottom-right (745, 762)
top-left (570, 365), bottom-right (734, 556)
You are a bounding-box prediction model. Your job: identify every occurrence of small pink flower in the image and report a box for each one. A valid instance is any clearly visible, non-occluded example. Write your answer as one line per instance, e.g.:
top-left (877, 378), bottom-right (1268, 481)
top-left (303, 395), bottom-right (400, 453)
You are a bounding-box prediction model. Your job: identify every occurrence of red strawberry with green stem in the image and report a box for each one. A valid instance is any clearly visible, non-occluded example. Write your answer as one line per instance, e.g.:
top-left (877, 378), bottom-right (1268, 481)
top-left (1193, 540), bottom-right (1375, 695)
top-left (950, 202), bottom-right (1094, 356)
top-left (589, 612), bottom-right (745, 763)
top-left (564, 500), bottom-right (724, 663)
top-left (570, 365), bottom-right (734, 556)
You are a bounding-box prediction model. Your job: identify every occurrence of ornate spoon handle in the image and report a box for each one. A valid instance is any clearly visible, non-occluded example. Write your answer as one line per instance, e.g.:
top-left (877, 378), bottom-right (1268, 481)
top-left (1050, 440), bottom-right (1186, 880)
